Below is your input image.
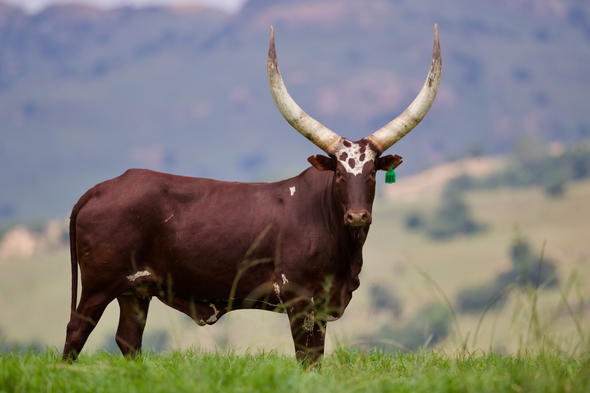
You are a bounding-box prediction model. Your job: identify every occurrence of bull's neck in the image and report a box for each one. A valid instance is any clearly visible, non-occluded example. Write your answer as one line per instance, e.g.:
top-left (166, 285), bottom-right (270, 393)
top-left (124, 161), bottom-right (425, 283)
top-left (297, 166), bottom-right (368, 297)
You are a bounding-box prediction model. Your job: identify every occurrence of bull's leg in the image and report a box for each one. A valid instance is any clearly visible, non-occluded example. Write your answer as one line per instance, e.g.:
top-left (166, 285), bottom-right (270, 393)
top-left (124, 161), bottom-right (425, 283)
top-left (62, 292), bottom-right (111, 361)
top-left (115, 295), bottom-right (150, 357)
top-left (287, 306), bottom-right (327, 367)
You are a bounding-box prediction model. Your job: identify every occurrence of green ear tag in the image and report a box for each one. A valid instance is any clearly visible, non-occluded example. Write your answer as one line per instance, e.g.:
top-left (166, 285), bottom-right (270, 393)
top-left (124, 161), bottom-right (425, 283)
top-left (385, 163), bottom-right (396, 184)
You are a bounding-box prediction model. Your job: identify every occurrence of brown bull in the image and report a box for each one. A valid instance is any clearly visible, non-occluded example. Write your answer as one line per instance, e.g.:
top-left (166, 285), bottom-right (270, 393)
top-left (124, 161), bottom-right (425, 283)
top-left (63, 26), bottom-right (441, 365)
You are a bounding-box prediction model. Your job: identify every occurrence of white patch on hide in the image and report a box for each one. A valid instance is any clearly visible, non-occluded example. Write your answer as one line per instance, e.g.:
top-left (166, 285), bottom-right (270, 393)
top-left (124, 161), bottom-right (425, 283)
top-left (206, 303), bottom-right (220, 323)
top-left (289, 186), bottom-right (296, 196)
top-left (335, 139), bottom-right (377, 176)
top-left (273, 282), bottom-right (281, 296)
top-left (281, 274), bottom-right (288, 285)
top-left (126, 270), bottom-right (151, 282)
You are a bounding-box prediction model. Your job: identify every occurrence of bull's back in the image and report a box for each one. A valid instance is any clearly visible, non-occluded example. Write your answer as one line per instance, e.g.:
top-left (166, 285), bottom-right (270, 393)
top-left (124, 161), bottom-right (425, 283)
top-left (74, 169), bottom-right (287, 297)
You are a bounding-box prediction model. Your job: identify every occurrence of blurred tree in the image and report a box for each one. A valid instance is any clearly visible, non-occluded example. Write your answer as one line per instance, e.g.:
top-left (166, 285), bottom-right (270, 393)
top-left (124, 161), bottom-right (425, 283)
top-left (457, 236), bottom-right (558, 313)
top-left (102, 329), bottom-right (171, 355)
top-left (369, 283), bottom-right (403, 318)
top-left (456, 281), bottom-right (507, 312)
top-left (0, 328), bottom-right (43, 354)
top-left (404, 211), bottom-right (425, 230)
top-left (397, 302), bottom-right (451, 350)
top-left (426, 188), bottom-right (486, 240)
top-left (502, 236), bottom-right (558, 289)
top-left (362, 302), bottom-right (451, 352)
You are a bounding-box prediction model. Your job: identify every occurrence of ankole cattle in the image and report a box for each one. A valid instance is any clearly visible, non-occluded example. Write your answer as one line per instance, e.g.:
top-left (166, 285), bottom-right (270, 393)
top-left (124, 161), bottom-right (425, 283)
top-left (63, 25), bottom-right (441, 365)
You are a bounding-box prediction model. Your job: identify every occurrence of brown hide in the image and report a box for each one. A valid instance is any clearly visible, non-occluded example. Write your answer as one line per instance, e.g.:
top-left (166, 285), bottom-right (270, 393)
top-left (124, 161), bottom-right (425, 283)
top-left (76, 167), bottom-right (359, 309)
top-left (63, 162), bottom-right (393, 364)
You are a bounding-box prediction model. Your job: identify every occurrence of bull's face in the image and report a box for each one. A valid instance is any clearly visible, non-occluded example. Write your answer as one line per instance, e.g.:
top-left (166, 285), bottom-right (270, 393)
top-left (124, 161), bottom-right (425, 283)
top-left (267, 25), bottom-right (440, 225)
top-left (308, 139), bottom-right (403, 228)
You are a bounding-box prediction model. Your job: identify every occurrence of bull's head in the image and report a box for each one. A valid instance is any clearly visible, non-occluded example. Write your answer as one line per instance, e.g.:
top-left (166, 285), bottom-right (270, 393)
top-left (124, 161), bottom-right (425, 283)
top-left (268, 26), bottom-right (441, 228)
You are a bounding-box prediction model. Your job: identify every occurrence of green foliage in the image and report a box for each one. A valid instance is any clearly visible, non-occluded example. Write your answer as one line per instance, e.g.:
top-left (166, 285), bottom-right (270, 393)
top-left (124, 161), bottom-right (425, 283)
top-left (362, 302), bottom-right (452, 352)
top-left (543, 173), bottom-right (567, 197)
top-left (404, 211), bottom-right (425, 230)
top-left (457, 236), bottom-right (559, 313)
top-left (1, 350), bottom-right (587, 393)
top-left (456, 280), bottom-right (508, 313)
top-left (26, 220), bottom-right (47, 236)
top-left (102, 329), bottom-right (171, 355)
top-left (404, 186), bottom-right (486, 240)
top-left (396, 303), bottom-right (452, 350)
top-left (369, 283), bottom-right (403, 317)
top-left (448, 139), bottom-right (590, 198)
top-left (425, 189), bottom-right (486, 240)
top-left (0, 220), bottom-right (18, 240)
top-left (0, 328), bottom-right (43, 354)
top-left (503, 237), bottom-right (558, 288)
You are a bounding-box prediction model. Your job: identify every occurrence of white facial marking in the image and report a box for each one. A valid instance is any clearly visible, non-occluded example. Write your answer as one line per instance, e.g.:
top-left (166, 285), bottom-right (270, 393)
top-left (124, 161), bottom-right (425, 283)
top-left (126, 270), bottom-right (151, 282)
top-left (289, 186), bottom-right (296, 196)
top-left (281, 274), bottom-right (288, 285)
top-left (335, 140), bottom-right (377, 176)
top-left (206, 303), bottom-right (220, 323)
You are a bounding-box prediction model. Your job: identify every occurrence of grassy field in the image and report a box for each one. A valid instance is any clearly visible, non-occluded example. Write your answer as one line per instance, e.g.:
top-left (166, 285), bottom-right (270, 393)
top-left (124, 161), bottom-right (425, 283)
top-left (1, 167), bottom-right (590, 393)
top-left (1, 350), bottom-right (589, 393)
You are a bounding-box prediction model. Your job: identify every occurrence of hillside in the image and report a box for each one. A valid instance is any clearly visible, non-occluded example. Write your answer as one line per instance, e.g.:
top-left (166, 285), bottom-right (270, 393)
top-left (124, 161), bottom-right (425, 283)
top-left (0, 0), bottom-right (590, 221)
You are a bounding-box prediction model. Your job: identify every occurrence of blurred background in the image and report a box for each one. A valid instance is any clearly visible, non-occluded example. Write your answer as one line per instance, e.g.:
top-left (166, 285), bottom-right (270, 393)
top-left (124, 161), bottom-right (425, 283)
top-left (0, 0), bottom-right (589, 355)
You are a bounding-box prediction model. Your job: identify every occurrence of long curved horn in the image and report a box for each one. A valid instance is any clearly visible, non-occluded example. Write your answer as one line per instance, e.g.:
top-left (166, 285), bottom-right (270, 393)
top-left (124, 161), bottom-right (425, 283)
top-left (267, 25), bottom-right (342, 155)
top-left (367, 25), bottom-right (442, 153)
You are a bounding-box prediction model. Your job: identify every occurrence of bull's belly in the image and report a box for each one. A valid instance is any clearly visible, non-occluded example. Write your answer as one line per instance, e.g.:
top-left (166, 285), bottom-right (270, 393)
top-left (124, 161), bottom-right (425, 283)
top-left (146, 247), bottom-right (273, 293)
top-left (124, 252), bottom-right (283, 324)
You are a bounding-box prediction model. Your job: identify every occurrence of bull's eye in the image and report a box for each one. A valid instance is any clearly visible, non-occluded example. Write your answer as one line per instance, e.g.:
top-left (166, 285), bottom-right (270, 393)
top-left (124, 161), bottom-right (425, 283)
top-left (335, 171), bottom-right (345, 183)
top-left (367, 172), bottom-right (376, 183)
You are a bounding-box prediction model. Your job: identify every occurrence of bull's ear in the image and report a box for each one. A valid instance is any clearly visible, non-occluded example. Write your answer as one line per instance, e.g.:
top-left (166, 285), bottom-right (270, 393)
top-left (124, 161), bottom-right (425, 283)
top-left (308, 155), bottom-right (336, 171)
top-left (375, 154), bottom-right (403, 171)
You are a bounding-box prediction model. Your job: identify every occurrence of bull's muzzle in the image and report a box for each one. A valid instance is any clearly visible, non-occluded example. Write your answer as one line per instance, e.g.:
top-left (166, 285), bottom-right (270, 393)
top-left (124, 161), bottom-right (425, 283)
top-left (344, 209), bottom-right (372, 227)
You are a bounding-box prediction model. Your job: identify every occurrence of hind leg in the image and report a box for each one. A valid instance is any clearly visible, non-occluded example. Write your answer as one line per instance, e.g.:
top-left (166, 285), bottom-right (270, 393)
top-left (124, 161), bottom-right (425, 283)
top-left (62, 291), bottom-right (112, 361)
top-left (115, 294), bottom-right (150, 357)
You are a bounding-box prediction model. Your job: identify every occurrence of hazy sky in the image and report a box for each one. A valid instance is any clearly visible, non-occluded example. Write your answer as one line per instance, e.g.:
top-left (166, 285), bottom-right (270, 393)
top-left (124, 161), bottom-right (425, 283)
top-left (4, 0), bottom-right (246, 12)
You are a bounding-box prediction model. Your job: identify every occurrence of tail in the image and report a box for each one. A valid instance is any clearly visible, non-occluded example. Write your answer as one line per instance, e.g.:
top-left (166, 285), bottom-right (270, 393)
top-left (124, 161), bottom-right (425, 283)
top-left (68, 191), bottom-right (93, 316)
top-left (69, 207), bottom-right (78, 314)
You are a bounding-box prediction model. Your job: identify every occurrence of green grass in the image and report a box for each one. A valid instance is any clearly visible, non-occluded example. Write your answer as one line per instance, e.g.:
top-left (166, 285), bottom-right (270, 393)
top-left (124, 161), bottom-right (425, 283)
top-left (1, 349), bottom-right (589, 393)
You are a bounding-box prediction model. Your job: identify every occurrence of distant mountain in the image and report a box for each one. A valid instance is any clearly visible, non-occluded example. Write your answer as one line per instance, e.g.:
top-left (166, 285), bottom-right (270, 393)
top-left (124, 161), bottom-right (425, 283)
top-left (1, 0), bottom-right (589, 221)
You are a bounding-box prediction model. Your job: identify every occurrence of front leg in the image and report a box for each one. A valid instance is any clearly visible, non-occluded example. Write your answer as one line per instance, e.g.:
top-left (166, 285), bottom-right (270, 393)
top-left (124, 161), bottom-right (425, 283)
top-left (287, 304), bottom-right (326, 367)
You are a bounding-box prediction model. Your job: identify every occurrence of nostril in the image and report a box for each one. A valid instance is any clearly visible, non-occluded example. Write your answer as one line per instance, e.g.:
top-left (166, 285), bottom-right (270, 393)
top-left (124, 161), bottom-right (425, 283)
top-left (346, 213), bottom-right (354, 223)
